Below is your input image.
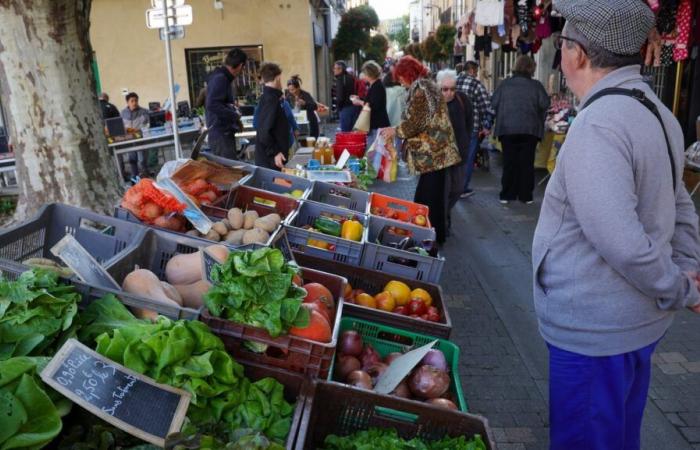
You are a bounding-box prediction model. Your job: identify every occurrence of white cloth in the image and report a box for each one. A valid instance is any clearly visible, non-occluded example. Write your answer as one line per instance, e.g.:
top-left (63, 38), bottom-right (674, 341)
top-left (475, 0), bottom-right (504, 26)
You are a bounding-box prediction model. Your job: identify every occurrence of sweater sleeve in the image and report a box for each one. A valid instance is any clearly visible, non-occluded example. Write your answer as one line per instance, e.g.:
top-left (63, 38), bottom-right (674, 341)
top-left (396, 87), bottom-right (428, 139)
top-left (256, 97), bottom-right (279, 157)
top-left (563, 121), bottom-right (700, 310)
top-left (205, 75), bottom-right (238, 124)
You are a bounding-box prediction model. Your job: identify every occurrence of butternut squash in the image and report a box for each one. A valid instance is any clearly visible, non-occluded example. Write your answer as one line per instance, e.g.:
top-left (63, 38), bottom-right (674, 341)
top-left (122, 269), bottom-right (180, 320)
top-left (160, 282), bottom-right (184, 305)
top-left (165, 251), bottom-right (203, 285)
top-left (174, 280), bottom-right (210, 309)
top-left (206, 244), bottom-right (230, 262)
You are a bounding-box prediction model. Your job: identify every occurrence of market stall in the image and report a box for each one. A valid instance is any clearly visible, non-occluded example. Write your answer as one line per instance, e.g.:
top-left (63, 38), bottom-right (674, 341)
top-left (0, 141), bottom-right (494, 449)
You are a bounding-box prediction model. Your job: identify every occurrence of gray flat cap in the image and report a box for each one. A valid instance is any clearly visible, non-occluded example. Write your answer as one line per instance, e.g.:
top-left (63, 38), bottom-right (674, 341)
top-left (554, 0), bottom-right (655, 55)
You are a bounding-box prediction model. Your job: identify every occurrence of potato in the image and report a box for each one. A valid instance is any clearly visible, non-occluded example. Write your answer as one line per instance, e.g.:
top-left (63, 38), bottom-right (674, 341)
top-left (228, 208), bottom-right (244, 230)
top-left (266, 213), bottom-right (282, 226)
top-left (185, 229), bottom-right (201, 237)
top-left (222, 218), bottom-right (232, 230)
top-left (243, 228), bottom-right (270, 245)
top-left (225, 229), bottom-right (246, 245)
top-left (212, 221), bottom-right (228, 236)
top-left (254, 217), bottom-right (277, 233)
top-left (204, 229), bottom-right (221, 241)
top-left (243, 210), bottom-right (259, 230)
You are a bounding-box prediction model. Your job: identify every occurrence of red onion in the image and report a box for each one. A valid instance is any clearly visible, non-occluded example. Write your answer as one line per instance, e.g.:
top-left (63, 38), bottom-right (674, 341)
top-left (384, 352), bottom-right (403, 365)
top-left (427, 398), bottom-right (458, 410)
top-left (420, 349), bottom-right (448, 372)
top-left (335, 355), bottom-right (361, 381)
top-left (360, 345), bottom-right (381, 370)
top-left (366, 362), bottom-right (388, 384)
top-left (391, 380), bottom-right (412, 399)
top-left (347, 370), bottom-right (372, 390)
top-left (339, 331), bottom-right (363, 357)
top-left (408, 365), bottom-right (450, 399)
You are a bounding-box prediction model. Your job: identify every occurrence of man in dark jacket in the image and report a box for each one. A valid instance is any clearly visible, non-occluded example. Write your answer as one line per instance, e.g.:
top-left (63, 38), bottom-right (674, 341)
top-left (205, 48), bottom-right (247, 159)
top-left (255, 62), bottom-right (289, 170)
top-left (99, 93), bottom-right (120, 119)
top-left (333, 60), bottom-right (357, 132)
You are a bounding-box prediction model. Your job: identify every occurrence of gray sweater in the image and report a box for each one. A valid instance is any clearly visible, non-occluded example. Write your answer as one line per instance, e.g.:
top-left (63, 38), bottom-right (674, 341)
top-left (492, 74), bottom-right (550, 140)
top-left (533, 66), bottom-right (700, 356)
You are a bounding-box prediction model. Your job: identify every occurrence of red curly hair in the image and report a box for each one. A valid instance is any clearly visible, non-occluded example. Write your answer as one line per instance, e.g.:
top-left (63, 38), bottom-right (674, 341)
top-left (393, 56), bottom-right (429, 85)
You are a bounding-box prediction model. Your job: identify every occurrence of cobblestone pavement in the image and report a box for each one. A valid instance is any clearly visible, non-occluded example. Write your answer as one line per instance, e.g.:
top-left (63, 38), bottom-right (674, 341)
top-left (368, 153), bottom-right (700, 450)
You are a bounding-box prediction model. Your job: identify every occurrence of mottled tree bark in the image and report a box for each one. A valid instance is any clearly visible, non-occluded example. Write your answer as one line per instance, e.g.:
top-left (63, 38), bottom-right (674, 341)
top-left (0, 0), bottom-right (121, 220)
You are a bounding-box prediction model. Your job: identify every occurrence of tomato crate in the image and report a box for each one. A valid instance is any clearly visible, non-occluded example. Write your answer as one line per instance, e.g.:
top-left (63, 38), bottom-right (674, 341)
top-left (284, 201), bottom-right (368, 265)
top-left (329, 317), bottom-right (466, 412)
top-left (292, 252), bottom-right (451, 339)
top-left (241, 166), bottom-right (312, 198)
top-left (295, 381), bottom-right (494, 450)
top-left (361, 216), bottom-right (444, 283)
top-left (0, 203), bottom-right (147, 269)
top-left (200, 267), bottom-right (347, 378)
top-left (306, 181), bottom-right (369, 213)
top-left (200, 184), bottom-right (300, 246)
top-left (368, 193), bottom-right (432, 229)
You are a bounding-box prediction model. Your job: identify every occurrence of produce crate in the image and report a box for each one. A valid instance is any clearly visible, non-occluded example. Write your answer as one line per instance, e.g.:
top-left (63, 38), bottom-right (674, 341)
top-left (198, 151), bottom-right (257, 173)
top-left (307, 181), bottom-right (369, 213)
top-left (201, 184), bottom-right (300, 246)
top-left (200, 267), bottom-right (347, 378)
top-left (330, 317), bottom-right (466, 412)
top-left (0, 203), bottom-right (146, 268)
top-left (368, 193), bottom-right (431, 229)
top-left (293, 252), bottom-right (452, 339)
top-left (241, 166), bottom-right (312, 198)
top-left (295, 381), bottom-right (494, 450)
top-left (362, 216), bottom-right (444, 283)
top-left (284, 201), bottom-right (368, 265)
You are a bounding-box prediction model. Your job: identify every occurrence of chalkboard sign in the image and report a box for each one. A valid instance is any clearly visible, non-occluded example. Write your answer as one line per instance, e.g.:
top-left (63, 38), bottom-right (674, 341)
top-left (272, 228), bottom-right (295, 263)
top-left (202, 246), bottom-right (228, 285)
top-left (41, 339), bottom-right (190, 447)
top-left (51, 234), bottom-right (120, 289)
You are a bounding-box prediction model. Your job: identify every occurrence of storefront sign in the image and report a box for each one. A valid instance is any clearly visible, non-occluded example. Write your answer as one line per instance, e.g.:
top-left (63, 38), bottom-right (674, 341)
top-left (41, 339), bottom-right (190, 447)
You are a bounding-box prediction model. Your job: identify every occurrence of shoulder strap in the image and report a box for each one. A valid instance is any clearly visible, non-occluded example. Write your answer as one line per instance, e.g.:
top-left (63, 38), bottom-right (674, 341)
top-left (581, 87), bottom-right (676, 192)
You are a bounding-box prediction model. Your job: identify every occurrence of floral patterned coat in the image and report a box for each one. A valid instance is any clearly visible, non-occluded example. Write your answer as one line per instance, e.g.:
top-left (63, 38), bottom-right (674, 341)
top-left (396, 78), bottom-right (461, 174)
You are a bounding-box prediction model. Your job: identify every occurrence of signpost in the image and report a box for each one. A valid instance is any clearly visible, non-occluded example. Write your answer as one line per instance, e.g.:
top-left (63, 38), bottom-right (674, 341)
top-left (145, 0), bottom-right (193, 159)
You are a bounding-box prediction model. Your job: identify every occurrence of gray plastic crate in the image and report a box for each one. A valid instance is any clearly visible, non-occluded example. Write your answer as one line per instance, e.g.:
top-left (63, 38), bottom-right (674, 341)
top-left (284, 201), bottom-right (368, 265)
top-left (199, 151), bottom-right (257, 173)
top-left (361, 215), bottom-right (444, 283)
top-left (0, 203), bottom-right (146, 268)
top-left (307, 181), bottom-right (369, 213)
top-left (241, 166), bottom-right (312, 198)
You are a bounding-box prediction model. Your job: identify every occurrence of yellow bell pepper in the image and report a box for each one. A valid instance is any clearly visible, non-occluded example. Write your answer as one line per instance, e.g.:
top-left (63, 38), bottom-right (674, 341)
top-left (341, 220), bottom-right (364, 242)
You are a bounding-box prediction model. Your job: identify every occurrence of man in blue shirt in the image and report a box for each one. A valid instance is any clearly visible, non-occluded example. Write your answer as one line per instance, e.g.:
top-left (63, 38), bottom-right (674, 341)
top-left (205, 48), bottom-right (247, 159)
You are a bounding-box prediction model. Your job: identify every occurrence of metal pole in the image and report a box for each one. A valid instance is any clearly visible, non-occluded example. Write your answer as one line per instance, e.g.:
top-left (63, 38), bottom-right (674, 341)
top-left (162, 0), bottom-right (182, 159)
top-left (672, 61), bottom-right (684, 117)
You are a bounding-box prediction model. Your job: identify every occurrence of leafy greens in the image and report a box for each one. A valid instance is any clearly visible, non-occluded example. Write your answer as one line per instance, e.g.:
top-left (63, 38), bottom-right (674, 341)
top-left (204, 248), bottom-right (309, 337)
top-left (322, 428), bottom-right (487, 450)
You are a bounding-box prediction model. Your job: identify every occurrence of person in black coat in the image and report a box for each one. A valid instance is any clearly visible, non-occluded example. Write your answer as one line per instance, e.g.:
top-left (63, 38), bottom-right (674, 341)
top-left (334, 61), bottom-right (357, 132)
top-left (286, 75), bottom-right (319, 139)
top-left (352, 60), bottom-right (391, 145)
top-left (255, 62), bottom-right (290, 170)
top-left (491, 55), bottom-right (550, 204)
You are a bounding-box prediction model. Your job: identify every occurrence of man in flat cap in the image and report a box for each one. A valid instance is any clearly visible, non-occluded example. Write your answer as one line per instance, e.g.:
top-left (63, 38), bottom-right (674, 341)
top-left (533, 0), bottom-right (700, 448)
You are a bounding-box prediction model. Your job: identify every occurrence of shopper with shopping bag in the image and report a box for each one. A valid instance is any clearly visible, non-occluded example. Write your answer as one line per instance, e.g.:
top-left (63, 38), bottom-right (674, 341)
top-left (352, 61), bottom-right (391, 146)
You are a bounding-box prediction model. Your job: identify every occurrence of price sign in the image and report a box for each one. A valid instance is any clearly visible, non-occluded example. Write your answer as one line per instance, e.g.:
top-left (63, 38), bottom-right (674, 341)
top-left (201, 246), bottom-right (228, 285)
top-left (272, 228), bottom-right (295, 263)
top-left (374, 340), bottom-right (437, 395)
top-left (41, 339), bottom-right (190, 447)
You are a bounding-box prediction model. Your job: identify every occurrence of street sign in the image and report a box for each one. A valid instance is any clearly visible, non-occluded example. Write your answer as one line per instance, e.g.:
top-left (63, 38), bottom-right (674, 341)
top-left (146, 5), bottom-right (192, 29)
top-left (151, 0), bottom-right (184, 7)
top-left (160, 25), bottom-right (185, 40)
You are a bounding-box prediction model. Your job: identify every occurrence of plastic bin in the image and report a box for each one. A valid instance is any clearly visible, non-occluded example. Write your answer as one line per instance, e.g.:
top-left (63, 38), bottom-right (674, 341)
top-left (284, 201), bottom-right (368, 265)
top-left (329, 317), bottom-right (466, 412)
top-left (200, 267), bottom-right (346, 378)
top-left (334, 131), bottom-right (367, 145)
top-left (307, 181), bottom-right (369, 213)
top-left (0, 203), bottom-right (146, 268)
top-left (241, 166), bottom-right (312, 198)
top-left (368, 192), bottom-right (432, 229)
top-left (293, 252), bottom-right (451, 339)
top-left (362, 216), bottom-right (444, 283)
top-left (198, 151), bottom-right (257, 173)
top-left (332, 143), bottom-right (365, 161)
top-left (294, 381), bottom-right (494, 450)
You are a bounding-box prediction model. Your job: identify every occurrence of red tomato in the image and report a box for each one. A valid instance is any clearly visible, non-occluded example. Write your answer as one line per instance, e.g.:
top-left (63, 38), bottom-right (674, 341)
top-left (289, 307), bottom-right (332, 343)
top-left (305, 300), bottom-right (331, 323)
top-left (420, 313), bottom-right (429, 321)
top-left (303, 282), bottom-right (335, 314)
top-left (393, 306), bottom-right (408, 315)
top-left (407, 298), bottom-right (427, 316)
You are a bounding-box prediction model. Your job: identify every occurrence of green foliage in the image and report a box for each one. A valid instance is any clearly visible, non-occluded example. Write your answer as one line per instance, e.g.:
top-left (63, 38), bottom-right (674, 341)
top-left (364, 34), bottom-right (390, 63)
top-left (0, 269), bottom-right (81, 361)
top-left (403, 42), bottom-right (423, 60)
top-left (421, 35), bottom-right (444, 64)
top-left (388, 15), bottom-right (410, 48)
top-left (332, 5), bottom-right (380, 60)
top-left (322, 428), bottom-right (487, 450)
top-left (0, 199), bottom-right (15, 216)
top-left (204, 248), bottom-right (309, 338)
top-left (435, 24), bottom-right (457, 60)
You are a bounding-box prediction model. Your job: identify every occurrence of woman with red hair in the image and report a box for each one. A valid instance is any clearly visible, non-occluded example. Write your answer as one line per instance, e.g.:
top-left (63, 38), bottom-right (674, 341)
top-left (382, 56), bottom-right (461, 244)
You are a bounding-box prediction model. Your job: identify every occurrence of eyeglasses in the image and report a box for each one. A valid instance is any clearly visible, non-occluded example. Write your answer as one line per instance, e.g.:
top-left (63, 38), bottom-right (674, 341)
top-left (554, 35), bottom-right (588, 54)
top-left (441, 87), bottom-right (456, 92)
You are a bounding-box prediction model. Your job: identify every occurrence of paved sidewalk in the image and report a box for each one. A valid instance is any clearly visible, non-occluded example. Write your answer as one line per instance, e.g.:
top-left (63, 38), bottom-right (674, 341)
top-left (370, 155), bottom-right (700, 449)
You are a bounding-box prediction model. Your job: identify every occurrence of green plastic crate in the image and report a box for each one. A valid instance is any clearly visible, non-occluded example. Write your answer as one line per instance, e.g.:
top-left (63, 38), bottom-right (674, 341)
top-left (330, 317), bottom-right (467, 412)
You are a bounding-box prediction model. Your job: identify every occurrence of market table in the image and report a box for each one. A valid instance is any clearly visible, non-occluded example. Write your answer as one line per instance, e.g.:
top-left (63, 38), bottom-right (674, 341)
top-left (108, 125), bottom-right (201, 180)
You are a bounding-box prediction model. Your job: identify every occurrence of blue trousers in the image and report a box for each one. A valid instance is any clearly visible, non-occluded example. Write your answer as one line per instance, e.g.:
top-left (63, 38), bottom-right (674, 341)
top-left (463, 132), bottom-right (479, 192)
top-left (339, 106), bottom-right (358, 132)
top-left (548, 340), bottom-right (658, 450)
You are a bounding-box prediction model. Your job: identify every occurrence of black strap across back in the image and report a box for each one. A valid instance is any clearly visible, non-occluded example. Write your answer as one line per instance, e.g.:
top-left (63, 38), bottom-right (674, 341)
top-left (581, 87), bottom-right (677, 193)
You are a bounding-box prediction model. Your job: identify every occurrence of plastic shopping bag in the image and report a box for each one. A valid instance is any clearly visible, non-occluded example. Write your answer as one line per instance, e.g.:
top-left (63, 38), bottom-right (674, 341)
top-left (367, 130), bottom-right (398, 183)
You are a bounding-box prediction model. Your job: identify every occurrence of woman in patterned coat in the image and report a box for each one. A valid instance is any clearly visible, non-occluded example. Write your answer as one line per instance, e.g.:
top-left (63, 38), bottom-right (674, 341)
top-left (382, 56), bottom-right (461, 244)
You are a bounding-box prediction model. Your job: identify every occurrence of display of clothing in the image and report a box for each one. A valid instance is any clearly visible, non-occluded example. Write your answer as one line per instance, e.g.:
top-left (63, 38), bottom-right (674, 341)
top-left (516, 0), bottom-right (532, 34)
top-left (673, 0), bottom-right (691, 62)
top-left (535, 7), bottom-right (552, 39)
top-left (474, 33), bottom-right (493, 59)
top-left (475, 0), bottom-right (505, 27)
